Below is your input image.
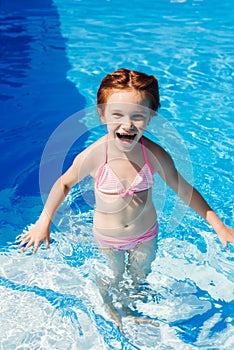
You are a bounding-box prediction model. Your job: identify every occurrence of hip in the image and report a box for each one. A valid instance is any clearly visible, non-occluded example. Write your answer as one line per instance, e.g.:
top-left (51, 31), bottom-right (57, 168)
top-left (93, 222), bottom-right (158, 250)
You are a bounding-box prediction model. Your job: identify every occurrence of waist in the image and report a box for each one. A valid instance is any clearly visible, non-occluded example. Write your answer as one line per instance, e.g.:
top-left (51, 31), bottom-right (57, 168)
top-left (93, 203), bottom-right (157, 237)
top-left (93, 222), bottom-right (158, 250)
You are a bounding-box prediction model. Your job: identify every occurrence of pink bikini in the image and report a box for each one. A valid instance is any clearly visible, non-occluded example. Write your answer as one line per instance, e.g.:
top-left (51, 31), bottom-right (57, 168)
top-left (93, 135), bottom-right (158, 250)
top-left (93, 224), bottom-right (158, 250)
top-left (95, 135), bottom-right (154, 197)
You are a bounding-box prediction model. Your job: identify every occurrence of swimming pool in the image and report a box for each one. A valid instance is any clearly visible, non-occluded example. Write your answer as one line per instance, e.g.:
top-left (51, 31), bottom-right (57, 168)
top-left (0, 0), bottom-right (233, 349)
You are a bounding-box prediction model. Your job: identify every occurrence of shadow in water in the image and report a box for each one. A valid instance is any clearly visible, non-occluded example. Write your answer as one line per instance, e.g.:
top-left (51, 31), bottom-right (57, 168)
top-left (0, 0), bottom-right (87, 195)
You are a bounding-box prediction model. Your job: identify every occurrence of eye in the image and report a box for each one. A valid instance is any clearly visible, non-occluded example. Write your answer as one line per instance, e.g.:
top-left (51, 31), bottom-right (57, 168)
top-left (132, 114), bottom-right (145, 121)
top-left (112, 113), bottom-right (124, 119)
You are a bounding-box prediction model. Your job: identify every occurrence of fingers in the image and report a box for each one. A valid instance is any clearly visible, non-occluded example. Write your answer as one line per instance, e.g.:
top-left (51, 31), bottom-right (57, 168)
top-left (220, 234), bottom-right (233, 249)
top-left (45, 239), bottom-right (50, 249)
top-left (18, 232), bottom-right (40, 253)
top-left (18, 234), bottom-right (30, 249)
top-left (32, 239), bottom-right (50, 254)
top-left (223, 240), bottom-right (231, 252)
top-left (19, 237), bottom-right (41, 254)
top-left (33, 244), bottom-right (40, 255)
top-left (221, 239), bottom-right (227, 249)
top-left (22, 239), bottom-right (34, 253)
top-left (220, 239), bottom-right (230, 252)
top-left (18, 233), bottom-right (50, 254)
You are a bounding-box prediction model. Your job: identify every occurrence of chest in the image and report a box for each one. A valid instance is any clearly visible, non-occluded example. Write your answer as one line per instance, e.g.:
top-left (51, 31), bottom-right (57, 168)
top-left (106, 159), bottom-right (144, 187)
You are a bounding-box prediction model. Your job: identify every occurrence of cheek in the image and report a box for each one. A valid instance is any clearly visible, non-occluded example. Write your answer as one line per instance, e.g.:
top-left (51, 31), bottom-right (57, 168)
top-left (101, 116), bottom-right (117, 126)
top-left (136, 120), bottom-right (149, 129)
top-left (105, 119), bottom-right (119, 130)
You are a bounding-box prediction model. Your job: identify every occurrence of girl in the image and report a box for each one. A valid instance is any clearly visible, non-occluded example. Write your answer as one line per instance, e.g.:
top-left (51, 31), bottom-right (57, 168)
top-left (19, 68), bottom-right (234, 329)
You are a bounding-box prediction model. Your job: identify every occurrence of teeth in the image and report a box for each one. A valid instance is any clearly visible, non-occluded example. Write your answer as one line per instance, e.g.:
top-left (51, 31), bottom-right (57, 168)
top-left (117, 133), bottom-right (135, 140)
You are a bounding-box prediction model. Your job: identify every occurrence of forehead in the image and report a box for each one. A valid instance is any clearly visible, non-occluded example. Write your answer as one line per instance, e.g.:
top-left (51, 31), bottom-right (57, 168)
top-left (106, 89), bottom-right (150, 110)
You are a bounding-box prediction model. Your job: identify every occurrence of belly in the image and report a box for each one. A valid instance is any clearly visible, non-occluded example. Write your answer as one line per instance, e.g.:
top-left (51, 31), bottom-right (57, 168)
top-left (93, 189), bottom-right (157, 238)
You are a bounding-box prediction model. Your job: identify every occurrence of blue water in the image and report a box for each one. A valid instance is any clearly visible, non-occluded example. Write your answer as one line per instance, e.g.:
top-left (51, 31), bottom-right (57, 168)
top-left (0, 0), bottom-right (234, 349)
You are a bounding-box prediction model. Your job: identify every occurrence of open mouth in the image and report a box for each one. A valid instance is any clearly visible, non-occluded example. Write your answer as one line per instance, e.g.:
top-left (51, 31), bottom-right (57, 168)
top-left (116, 133), bottom-right (136, 141)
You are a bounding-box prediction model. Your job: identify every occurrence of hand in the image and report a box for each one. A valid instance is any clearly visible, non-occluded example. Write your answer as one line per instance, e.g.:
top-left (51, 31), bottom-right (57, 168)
top-left (216, 225), bottom-right (234, 249)
top-left (18, 222), bottom-right (50, 254)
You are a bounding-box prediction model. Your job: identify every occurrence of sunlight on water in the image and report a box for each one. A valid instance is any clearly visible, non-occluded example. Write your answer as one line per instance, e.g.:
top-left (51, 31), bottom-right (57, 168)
top-left (1, 0), bottom-right (233, 348)
top-left (1, 186), bottom-right (233, 349)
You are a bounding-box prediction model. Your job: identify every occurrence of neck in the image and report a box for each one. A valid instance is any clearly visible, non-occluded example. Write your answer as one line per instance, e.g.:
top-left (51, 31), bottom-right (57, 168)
top-left (107, 134), bottom-right (143, 161)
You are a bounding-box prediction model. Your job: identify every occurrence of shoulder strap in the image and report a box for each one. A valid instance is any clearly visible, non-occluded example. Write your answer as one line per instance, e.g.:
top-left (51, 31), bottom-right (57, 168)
top-left (141, 137), bottom-right (154, 174)
top-left (105, 134), bottom-right (108, 163)
top-left (95, 134), bottom-right (108, 187)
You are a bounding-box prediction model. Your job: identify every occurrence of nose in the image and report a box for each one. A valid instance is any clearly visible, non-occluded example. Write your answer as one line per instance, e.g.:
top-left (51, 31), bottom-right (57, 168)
top-left (122, 117), bottom-right (134, 130)
top-left (123, 123), bottom-right (134, 132)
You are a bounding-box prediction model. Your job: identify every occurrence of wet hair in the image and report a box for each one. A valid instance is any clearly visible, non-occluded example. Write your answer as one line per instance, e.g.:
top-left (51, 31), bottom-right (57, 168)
top-left (97, 68), bottom-right (161, 114)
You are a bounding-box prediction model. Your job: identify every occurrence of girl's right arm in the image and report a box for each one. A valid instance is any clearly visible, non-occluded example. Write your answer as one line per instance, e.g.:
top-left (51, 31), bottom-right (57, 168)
top-left (19, 145), bottom-right (95, 254)
top-left (19, 177), bottom-right (70, 253)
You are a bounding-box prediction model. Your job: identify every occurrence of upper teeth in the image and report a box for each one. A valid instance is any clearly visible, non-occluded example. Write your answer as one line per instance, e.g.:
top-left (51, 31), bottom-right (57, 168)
top-left (119, 133), bottom-right (133, 136)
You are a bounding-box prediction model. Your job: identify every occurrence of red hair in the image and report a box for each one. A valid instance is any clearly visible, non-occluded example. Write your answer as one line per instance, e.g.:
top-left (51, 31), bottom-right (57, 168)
top-left (97, 68), bottom-right (161, 113)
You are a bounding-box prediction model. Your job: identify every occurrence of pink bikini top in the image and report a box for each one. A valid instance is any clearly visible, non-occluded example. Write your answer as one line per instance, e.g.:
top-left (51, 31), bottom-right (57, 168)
top-left (95, 135), bottom-right (154, 197)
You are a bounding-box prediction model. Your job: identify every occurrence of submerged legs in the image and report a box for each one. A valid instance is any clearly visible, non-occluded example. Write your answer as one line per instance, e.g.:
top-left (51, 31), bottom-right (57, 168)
top-left (95, 248), bottom-right (126, 330)
top-left (96, 237), bottom-right (158, 330)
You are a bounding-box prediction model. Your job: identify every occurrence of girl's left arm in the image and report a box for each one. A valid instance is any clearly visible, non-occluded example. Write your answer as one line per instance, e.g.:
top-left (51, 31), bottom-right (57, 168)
top-left (156, 147), bottom-right (234, 248)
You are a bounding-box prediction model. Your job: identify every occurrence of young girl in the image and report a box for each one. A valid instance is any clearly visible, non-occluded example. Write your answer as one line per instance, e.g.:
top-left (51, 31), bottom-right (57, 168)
top-left (19, 68), bottom-right (234, 329)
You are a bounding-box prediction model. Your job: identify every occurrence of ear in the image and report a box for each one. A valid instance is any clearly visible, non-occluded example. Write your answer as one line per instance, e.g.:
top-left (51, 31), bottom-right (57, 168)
top-left (97, 107), bottom-right (106, 124)
top-left (148, 111), bottom-right (157, 124)
top-left (100, 115), bottom-right (106, 124)
top-left (147, 115), bottom-right (153, 125)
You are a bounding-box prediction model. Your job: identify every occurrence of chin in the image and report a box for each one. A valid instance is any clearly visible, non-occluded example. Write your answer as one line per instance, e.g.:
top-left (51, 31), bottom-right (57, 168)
top-left (115, 137), bottom-right (139, 152)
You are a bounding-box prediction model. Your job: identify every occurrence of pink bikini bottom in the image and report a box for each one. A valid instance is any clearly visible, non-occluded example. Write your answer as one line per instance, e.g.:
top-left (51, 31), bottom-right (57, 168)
top-left (93, 223), bottom-right (158, 250)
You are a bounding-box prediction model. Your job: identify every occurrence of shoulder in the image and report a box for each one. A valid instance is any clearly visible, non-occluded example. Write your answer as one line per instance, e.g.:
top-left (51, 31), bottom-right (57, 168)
top-left (72, 134), bottom-right (106, 176)
top-left (143, 136), bottom-right (176, 175)
top-left (60, 135), bottom-right (107, 187)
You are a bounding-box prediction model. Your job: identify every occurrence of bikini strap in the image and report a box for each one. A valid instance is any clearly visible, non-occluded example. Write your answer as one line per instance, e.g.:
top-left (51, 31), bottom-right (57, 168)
top-left (141, 137), bottom-right (154, 174)
top-left (105, 134), bottom-right (108, 163)
top-left (95, 134), bottom-right (108, 187)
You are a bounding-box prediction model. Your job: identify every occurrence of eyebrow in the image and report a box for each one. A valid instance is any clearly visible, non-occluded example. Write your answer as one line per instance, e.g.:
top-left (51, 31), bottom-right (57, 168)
top-left (111, 109), bottom-right (124, 113)
top-left (110, 108), bottom-right (147, 114)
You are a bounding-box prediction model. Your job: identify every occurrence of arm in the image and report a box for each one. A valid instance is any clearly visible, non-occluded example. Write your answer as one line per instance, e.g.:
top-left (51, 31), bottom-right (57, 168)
top-left (157, 148), bottom-right (234, 248)
top-left (19, 149), bottom-right (92, 254)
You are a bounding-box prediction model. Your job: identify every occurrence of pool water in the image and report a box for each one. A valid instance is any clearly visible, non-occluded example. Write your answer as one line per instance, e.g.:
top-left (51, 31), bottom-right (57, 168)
top-left (0, 0), bottom-right (234, 349)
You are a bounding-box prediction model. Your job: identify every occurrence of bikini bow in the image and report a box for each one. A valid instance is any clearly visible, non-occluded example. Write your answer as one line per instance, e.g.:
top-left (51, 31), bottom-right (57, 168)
top-left (120, 189), bottom-right (135, 197)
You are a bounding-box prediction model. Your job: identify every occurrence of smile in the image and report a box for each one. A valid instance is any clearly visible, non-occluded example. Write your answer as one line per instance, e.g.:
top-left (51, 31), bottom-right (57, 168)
top-left (116, 133), bottom-right (136, 141)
